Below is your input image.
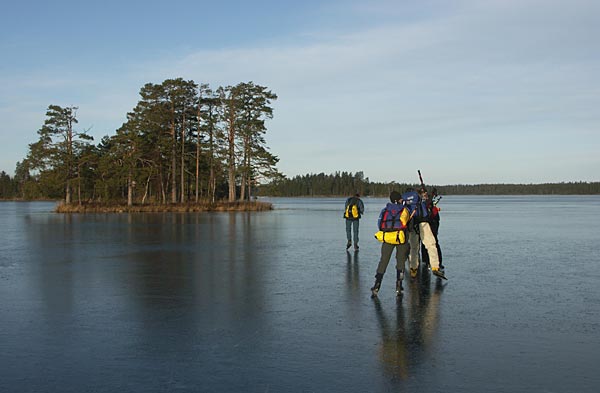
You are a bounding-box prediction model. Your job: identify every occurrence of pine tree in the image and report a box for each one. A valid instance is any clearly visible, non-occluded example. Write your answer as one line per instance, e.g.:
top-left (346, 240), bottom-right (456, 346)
top-left (26, 105), bottom-right (93, 204)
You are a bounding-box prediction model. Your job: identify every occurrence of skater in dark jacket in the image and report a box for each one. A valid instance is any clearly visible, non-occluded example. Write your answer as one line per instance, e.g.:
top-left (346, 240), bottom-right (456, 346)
top-left (344, 193), bottom-right (364, 251)
top-left (371, 191), bottom-right (412, 297)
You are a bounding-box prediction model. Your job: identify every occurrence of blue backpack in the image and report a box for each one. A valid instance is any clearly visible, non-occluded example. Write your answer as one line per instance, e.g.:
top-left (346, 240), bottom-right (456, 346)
top-left (402, 190), bottom-right (429, 221)
top-left (401, 191), bottom-right (419, 215)
top-left (378, 203), bottom-right (405, 231)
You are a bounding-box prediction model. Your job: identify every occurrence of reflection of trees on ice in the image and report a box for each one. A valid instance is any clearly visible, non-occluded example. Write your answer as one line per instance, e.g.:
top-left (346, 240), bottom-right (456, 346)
top-left (372, 269), bottom-right (446, 381)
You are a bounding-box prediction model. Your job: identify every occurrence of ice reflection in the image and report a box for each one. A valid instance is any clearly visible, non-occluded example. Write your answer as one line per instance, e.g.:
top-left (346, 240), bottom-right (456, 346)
top-left (345, 250), bottom-right (361, 297)
top-left (373, 265), bottom-right (446, 382)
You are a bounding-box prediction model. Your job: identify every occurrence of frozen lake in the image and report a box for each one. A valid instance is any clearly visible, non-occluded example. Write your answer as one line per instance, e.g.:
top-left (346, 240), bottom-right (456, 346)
top-left (1, 196), bottom-right (599, 392)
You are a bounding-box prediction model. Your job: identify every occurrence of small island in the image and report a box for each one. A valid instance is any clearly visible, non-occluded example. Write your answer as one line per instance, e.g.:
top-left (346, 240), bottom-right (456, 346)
top-left (4, 79), bottom-right (281, 211)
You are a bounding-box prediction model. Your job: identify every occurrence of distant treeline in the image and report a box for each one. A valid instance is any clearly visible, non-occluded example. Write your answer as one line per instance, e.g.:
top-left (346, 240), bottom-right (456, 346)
top-left (256, 171), bottom-right (600, 196)
top-left (3, 165), bottom-right (599, 201)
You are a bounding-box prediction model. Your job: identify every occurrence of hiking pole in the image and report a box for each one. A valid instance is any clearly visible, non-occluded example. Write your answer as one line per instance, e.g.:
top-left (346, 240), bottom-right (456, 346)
top-left (417, 170), bottom-right (426, 192)
top-left (419, 170), bottom-right (442, 203)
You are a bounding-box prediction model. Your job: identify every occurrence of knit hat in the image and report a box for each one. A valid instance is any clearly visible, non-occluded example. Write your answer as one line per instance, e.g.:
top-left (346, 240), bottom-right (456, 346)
top-left (389, 191), bottom-right (402, 203)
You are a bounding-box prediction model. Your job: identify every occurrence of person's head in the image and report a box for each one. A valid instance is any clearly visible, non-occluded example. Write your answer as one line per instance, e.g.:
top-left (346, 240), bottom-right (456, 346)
top-left (355, 193), bottom-right (360, 198)
top-left (390, 190), bottom-right (402, 203)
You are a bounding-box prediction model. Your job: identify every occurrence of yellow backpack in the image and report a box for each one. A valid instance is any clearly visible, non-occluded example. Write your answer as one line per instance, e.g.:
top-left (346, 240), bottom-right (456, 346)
top-left (344, 198), bottom-right (360, 219)
top-left (374, 230), bottom-right (406, 244)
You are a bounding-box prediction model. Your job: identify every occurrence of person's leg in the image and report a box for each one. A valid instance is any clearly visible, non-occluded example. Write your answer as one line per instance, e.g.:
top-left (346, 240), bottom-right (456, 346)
top-left (372, 243), bottom-right (394, 296)
top-left (431, 220), bottom-right (443, 269)
top-left (419, 222), bottom-right (439, 270)
top-left (408, 226), bottom-right (420, 273)
top-left (394, 243), bottom-right (409, 295)
top-left (395, 242), bottom-right (410, 274)
top-left (353, 219), bottom-right (360, 249)
top-left (376, 242), bottom-right (394, 275)
top-left (421, 242), bottom-right (430, 267)
top-left (345, 219), bottom-right (352, 248)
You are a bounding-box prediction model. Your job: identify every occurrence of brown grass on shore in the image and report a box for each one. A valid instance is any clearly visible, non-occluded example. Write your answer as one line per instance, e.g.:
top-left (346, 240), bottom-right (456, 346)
top-left (55, 200), bottom-right (273, 213)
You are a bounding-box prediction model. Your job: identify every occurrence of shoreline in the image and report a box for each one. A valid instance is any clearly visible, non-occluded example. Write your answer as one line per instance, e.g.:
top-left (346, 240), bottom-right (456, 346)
top-left (54, 201), bottom-right (273, 213)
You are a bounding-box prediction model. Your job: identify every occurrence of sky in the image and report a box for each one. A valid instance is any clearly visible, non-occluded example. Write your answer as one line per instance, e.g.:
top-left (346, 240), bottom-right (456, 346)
top-left (1, 0), bottom-right (599, 185)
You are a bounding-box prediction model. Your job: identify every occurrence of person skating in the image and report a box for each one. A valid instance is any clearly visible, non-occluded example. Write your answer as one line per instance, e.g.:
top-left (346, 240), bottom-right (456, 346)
top-left (344, 193), bottom-right (364, 251)
top-left (371, 191), bottom-right (412, 297)
top-left (403, 187), bottom-right (446, 280)
top-left (421, 187), bottom-right (443, 271)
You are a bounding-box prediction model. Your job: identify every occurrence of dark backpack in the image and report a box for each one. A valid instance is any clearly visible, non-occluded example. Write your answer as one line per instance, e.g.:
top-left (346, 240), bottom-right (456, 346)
top-left (416, 199), bottom-right (430, 221)
top-left (378, 203), bottom-right (405, 231)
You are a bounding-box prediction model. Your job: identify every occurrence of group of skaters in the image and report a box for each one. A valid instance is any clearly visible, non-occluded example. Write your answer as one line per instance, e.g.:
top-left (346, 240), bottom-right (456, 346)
top-left (343, 183), bottom-right (445, 298)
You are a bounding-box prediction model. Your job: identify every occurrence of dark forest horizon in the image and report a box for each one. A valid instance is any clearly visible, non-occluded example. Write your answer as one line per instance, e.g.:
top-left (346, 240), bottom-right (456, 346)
top-left (2, 168), bottom-right (599, 200)
top-left (256, 171), bottom-right (600, 197)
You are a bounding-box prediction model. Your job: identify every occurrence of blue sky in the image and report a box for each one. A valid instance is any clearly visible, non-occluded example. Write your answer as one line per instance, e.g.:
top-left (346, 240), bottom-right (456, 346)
top-left (1, 0), bottom-right (598, 185)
